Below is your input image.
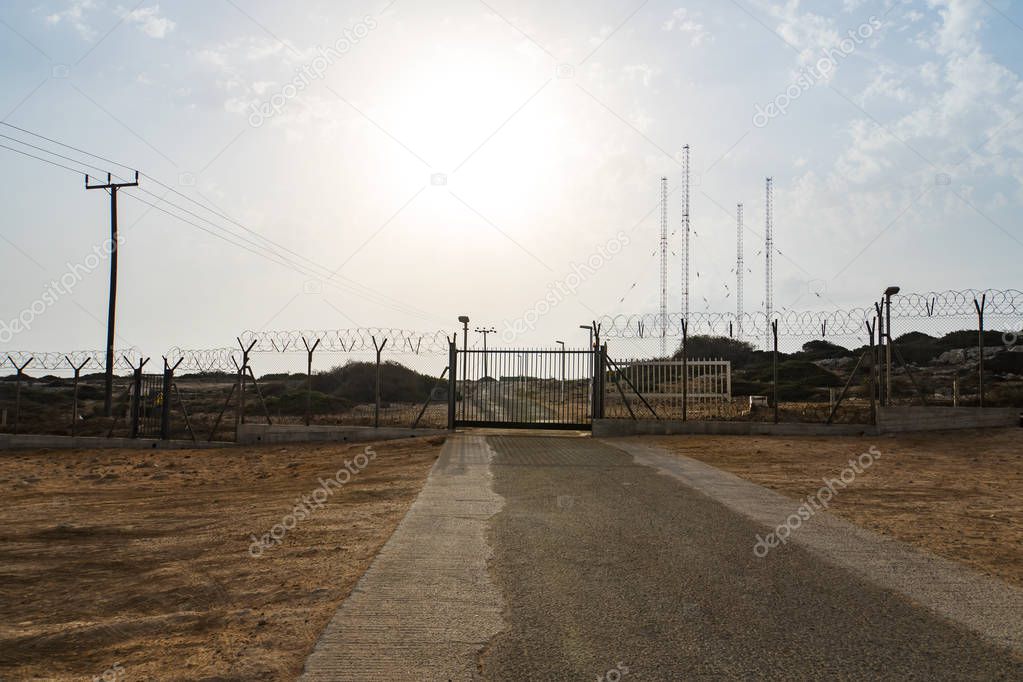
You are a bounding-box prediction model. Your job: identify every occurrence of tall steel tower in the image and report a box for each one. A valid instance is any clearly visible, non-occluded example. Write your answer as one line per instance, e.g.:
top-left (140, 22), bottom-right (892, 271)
top-left (736, 202), bottom-right (744, 340)
top-left (659, 177), bottom-right (669, 357)
top-left (765, 177), bottom-right (774, 349)
top-left (680, 145), bottom-right (691, 323)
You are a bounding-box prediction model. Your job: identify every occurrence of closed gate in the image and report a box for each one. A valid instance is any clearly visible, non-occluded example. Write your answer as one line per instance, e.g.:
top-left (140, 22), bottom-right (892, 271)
top-left (449, 346), bottom-right (603, 430)
top-left (130, 373), bottom-right (164, 438)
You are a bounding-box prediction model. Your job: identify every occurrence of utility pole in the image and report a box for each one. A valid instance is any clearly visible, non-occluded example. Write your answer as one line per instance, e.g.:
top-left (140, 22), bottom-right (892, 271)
top-left (475, 327), bottom-right (496, 377)
top-left (86, 171), bottom-right (139, 417)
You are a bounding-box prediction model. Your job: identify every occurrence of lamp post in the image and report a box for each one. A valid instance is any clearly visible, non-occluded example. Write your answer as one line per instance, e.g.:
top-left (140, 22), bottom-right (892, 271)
top-left (475, 327), bottom-right (496, 377)
top-left (458, 315), bottom-right (469, 385)
top-left (884, 286), bottom-right (900, 405)
top-left (556, 340), bottom-right (565, 403)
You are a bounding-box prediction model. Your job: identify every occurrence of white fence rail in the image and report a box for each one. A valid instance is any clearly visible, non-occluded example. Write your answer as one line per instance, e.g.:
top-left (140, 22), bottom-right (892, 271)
top-left (606, 358), bottom-right (731, 419)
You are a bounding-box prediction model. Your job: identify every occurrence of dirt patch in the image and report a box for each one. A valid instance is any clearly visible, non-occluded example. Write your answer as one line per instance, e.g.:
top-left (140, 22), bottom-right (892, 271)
top-left (0, 436), bottom-right (444, 681)
top-left (641, 429), bottom-right (1023, 588)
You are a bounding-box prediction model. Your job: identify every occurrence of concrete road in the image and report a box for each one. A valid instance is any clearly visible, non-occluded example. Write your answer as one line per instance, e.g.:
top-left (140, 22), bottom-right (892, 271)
top-left (480, 435), bottom-right (1023, 680)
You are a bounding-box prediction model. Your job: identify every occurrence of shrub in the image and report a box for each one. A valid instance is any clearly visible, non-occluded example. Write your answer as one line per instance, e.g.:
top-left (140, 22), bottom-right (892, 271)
top-left (672, 335), bottom-right (757, 366)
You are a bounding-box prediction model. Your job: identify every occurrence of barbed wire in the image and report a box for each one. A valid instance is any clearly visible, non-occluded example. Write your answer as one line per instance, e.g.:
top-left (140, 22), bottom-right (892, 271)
top-left (4, 292), bottom-right (1020, 373)
top-left (600, 289), bottom-right (1023, 339)
top-left (164, 348), bottom-right (240, 373)
top-left (2, 349), bottom-right (142, 372)
top-left (238, 328), bottom-right (452, 354)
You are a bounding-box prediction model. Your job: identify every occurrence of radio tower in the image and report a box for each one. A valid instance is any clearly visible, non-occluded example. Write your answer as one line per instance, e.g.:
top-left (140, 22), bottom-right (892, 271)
top-left (680, 145), bottom-right (691, 323)
top-left (736, 202), bottom-right (744, 340)
top-left (659, 177), bottom-right (669, 357)
top-left (765, 177), bottom-right (774, 349)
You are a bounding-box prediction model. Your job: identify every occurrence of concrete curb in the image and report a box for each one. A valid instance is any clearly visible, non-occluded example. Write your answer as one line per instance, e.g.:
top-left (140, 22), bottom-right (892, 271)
top-left (299, 434), bottom-right (505, 681)
top-left (605, 439), bottom-right (1023, 656)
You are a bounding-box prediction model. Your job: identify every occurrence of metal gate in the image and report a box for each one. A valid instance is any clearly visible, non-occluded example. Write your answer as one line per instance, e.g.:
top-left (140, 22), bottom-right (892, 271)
top-left (130, 373), bottom-right (164, 438)
top-left (449, 346), bottom-right (602, 430)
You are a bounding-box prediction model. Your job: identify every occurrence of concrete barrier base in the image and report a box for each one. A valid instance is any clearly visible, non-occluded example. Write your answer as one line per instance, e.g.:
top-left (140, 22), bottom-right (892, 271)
top-left (593, 420), bottom-right (875, 438)
top-left (594, 406), bottom-right (1020, 438)
top-left (877, 406), bottom-right (1019, 432)
top-left (236, 424), bottom-right (447, 445)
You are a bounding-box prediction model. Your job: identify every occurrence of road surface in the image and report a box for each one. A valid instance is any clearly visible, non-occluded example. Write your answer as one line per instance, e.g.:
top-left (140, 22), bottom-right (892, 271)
top-left (303, 434), bottom-right (1023, 680)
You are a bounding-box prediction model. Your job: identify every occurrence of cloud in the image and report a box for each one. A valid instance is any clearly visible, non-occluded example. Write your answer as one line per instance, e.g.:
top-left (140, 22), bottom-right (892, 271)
top-left (663, 8), bottom-right (711, 47)
top-left (45, 0), bottom-right (99, 41)
top-left (123, 4), bottom-right (176, 39)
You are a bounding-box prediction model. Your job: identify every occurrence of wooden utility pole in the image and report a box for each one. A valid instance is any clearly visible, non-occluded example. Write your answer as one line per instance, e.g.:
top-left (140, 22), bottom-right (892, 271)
top-left (86, 171), bottom-right (139, 417)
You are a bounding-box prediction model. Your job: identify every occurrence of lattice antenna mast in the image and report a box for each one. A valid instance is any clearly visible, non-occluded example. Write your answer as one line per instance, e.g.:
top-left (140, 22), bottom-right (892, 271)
top-left (765, 177), bottom-right (774, 348)
top-left (736, 202), bottom-right (744, 340)
top-left (659, 176), bottom-right (669, 357)
top-left (681, 144), bottom-right (691, 323)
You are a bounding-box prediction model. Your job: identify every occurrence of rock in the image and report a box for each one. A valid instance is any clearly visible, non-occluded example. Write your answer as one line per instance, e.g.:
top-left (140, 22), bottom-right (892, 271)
top-left (936, 349), bottom-right (966, 364)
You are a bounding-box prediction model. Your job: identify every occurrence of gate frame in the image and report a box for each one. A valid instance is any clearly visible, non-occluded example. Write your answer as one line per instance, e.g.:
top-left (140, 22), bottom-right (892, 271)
top-left (447, 345), bottom-right (604, 431)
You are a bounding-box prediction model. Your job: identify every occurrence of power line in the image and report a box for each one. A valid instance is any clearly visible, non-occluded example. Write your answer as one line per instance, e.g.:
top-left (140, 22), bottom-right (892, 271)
top-left (0, 123), bottom-right (438, 321)
top-left (120, 191), bottom-right (439, 322)
top-left (0, 133), bottom-right (113, 176)
top-left (0, 142), bottom-right (94, 176)
top-left (0, 126), bottom-right (441, 323)
top-left (0, 120), bottom-right (136, 174)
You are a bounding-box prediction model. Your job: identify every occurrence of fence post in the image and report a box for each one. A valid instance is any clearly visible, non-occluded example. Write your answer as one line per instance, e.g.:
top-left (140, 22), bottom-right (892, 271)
top-left (874, 301), bottom-right (885, 407)
top-left (772, 320), bottom-right (779, 424)
top-left (866, 318), bottom-right (877, 426)
top-left (975, 295), bottom-right (986, 408)
top-left (236, 338), bottom-right (257, 425)
top-left (372, 336), bottom-right (387, 428)
top-left (447, 340), bottom-right (457, 431)
top-left (160, 357), bottom-right (182, 440)
top-left (129, 357), bottom-right (149, 439)
top-left (65, 357), bottom-right (89, 437)
top-left (6, 356), bottom-right (32, 435)
top-left (302, 337), bottom-right (321, 427)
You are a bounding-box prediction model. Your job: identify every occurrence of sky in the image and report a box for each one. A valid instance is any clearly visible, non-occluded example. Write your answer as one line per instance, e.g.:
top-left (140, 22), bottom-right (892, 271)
top-left (0, 0), bottom-right (1021, 359)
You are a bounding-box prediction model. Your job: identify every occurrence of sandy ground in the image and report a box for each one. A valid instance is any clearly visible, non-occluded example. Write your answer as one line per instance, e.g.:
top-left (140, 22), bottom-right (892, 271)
top-left (642, 428), bottom-right (1023, 588)
top-left (0, 436), bottom-right (443, 681)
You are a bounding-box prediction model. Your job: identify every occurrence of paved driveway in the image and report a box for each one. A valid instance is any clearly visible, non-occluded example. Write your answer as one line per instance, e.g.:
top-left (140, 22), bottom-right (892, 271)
top-left (302, 434), bottom-right (1023, 680)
